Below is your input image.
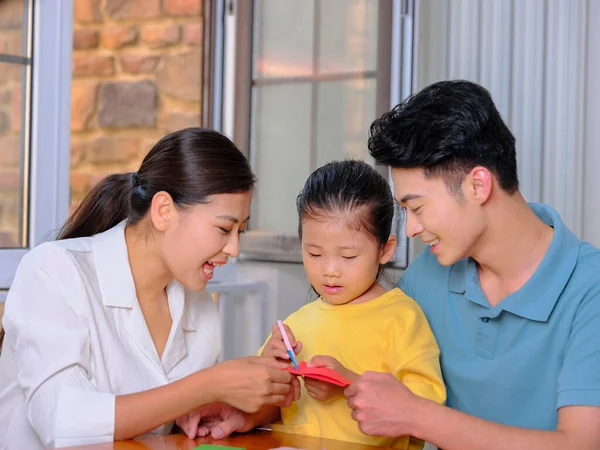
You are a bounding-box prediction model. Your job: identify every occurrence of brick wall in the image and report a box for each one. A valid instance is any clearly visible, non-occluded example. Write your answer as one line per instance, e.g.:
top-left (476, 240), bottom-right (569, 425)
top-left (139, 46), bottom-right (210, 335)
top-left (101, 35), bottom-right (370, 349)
top-left (70, 0), bottom-right (204, 213)
top-left (1, 0), bottom-right (204, 247)
top-left (0, 0), bottom-right (25, 247)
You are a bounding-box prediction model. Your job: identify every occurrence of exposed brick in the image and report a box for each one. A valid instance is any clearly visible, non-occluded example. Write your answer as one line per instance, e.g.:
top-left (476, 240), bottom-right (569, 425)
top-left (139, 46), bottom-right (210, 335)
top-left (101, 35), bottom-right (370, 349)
top-left (0, 0), bottom-right (24, 28)
top-left (101, 26), bottom-right (138, 50)
top-left (73, 55), bottom-right (115, 77)
top-left (120, 54), bottom-right (161, 74)
top-left (71, 80), bottom-right (99, 131)
top-left (0, 63), bottom-right (20, 85)
top-left (158, 110), bottom-right (201, 133)
top-left (74, 0), bottom-right (102, 22)
top-left (0, 110), bottom-right (10, 133)
top-left (86, 136), bottom-right (141, 164)
top-left (70, 171), bottom-right (90, 195)
top-left (0, 231), bottom-right (17, 247)
top-left (156, 51), bottom-right (202, 102)
top-left (87, 172), bottom-right (115, 189)
top-left (0, 196), bottom-right (20, 227)
top-left (106, 0), bottom-right (161, 20)
top-left (139, 139), bottom-right (155, 158)
top-left (0, 170), bottom-right (19, 191)
top-left (98, 81), bottom-right (157, 128)
top-left (165, 0), bottom-right (201, 16)
top-left (0, 136), bottom-right (20, 167)
top-left (141, 24), bottom-right (181, 49)
top-left (0, 88), bottom-right (11, 104)
top-left (10, 85), bottom-right (20, 132)
top-left (70, 139), bottom-right (86, 169)
top-left (1, 31), bottom-right (24, 55)
top-left (73, 28), bottom-right (100, 50)
top-left (182, 23), bottom-right (202, 46)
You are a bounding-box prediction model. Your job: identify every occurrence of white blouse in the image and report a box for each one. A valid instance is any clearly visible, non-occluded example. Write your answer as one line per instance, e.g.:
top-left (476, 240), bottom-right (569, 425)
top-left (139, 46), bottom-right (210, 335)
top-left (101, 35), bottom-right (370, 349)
top-left (0, 221), bottom-right (221, 449)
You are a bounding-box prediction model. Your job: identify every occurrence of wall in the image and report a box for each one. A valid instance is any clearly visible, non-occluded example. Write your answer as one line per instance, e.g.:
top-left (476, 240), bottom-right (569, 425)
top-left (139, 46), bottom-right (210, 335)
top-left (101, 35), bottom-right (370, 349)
top-left (583, 0), bottom-right (600, 246)
top-left (69, 0), bottom-right (203, 213)
top-left (414, 0), bottom-right (594, 244)
top-left (0, 0), bottom-right (26, 247)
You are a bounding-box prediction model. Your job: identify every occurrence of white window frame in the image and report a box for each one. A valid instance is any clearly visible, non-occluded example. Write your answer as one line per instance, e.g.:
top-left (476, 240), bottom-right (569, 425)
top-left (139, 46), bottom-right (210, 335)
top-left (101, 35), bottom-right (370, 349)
top-left (0, 0), bottom-right (73, 297)
top-left (207, 0), bottom-right (414, 268)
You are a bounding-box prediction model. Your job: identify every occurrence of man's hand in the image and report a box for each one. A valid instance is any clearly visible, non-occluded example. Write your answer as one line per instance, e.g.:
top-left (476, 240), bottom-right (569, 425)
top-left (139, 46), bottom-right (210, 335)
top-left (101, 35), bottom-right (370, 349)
top-left (345, 371), bottom-right (422, 438)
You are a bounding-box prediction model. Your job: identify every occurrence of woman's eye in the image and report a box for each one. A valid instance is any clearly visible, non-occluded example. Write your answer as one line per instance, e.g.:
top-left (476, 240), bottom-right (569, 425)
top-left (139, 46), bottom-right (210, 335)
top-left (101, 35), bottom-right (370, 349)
top-left (308, 253), bottom-right (321, 258)
top-left (218, 227), bottom-right (231, 235)
top-left (343, 256), bottom-right (357, 261)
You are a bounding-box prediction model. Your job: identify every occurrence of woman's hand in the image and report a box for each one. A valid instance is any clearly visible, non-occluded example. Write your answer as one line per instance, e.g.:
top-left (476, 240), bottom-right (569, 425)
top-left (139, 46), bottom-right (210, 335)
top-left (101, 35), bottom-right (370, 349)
top-left (210, 356), bottom-right (300, 413)
top-left (260, 323), bottom-right (302, 362)
top-left (304, 355), bottom-right (359, 402)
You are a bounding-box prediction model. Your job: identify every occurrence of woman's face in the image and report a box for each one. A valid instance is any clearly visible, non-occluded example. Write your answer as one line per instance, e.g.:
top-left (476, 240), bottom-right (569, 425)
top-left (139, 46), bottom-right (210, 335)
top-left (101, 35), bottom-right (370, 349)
top-left (160, 191), bottom-right (252, 291)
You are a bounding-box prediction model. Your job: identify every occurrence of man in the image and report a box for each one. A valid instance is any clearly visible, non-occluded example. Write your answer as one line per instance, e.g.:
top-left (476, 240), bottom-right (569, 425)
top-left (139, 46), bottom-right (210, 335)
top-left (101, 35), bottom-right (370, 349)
top-left (345, 80), bottom-right (600, 449)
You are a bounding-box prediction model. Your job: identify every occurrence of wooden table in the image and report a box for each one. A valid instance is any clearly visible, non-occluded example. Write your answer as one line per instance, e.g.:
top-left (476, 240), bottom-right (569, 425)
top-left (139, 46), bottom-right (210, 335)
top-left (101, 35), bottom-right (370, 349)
top-left (64, 429), bottom-right (395, 449)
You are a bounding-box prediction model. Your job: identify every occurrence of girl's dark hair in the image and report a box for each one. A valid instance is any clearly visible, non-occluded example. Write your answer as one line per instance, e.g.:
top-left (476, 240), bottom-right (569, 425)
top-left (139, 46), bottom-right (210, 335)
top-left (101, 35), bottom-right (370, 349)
top-left (58, 128), bottom-right (256, 240)
top-left (296, 160), bottom-right (394, 246)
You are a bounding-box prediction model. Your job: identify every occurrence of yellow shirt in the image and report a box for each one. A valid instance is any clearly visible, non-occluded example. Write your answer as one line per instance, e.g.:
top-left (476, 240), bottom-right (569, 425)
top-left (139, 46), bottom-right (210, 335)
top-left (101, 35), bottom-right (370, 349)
top-left (262, 288), bottom-right (446, 449)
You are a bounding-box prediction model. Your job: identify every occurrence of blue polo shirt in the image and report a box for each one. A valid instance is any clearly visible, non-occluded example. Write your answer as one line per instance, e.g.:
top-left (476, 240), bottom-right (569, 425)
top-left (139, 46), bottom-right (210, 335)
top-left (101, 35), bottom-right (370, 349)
top-left (399, 203), bottom-right (600, 429)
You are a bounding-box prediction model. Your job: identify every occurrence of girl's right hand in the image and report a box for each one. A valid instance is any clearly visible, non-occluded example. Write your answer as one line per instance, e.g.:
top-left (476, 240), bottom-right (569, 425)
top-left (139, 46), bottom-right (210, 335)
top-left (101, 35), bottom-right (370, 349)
top-left (260, 323), bottom-right (303, 362)
top-left (212, 356), bottom-right (300, 413)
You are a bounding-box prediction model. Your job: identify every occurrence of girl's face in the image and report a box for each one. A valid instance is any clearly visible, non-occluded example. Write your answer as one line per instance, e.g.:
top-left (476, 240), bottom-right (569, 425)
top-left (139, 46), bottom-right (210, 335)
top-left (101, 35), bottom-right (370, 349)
top-left (300, 212), bottom-right (396, 305)
top-left (159, 191), bottom-right (252, 292)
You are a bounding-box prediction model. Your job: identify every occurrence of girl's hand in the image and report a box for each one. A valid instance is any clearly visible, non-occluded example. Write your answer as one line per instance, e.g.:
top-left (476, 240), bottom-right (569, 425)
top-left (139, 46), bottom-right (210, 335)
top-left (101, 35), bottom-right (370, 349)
top-left (260, 323), bottom-right (303, 362)
top-left (304, 355), bottom-right (359, 402)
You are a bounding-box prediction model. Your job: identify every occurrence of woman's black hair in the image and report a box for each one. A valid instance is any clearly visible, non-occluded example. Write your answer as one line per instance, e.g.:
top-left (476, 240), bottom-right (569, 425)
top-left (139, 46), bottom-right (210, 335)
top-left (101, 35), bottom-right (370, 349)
top-left (57, 128), bottom-right (256, 240)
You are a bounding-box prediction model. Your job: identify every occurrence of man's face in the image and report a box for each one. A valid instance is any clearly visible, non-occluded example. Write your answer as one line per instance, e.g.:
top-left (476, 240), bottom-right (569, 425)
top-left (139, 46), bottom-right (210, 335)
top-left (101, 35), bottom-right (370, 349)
top-left (391, 167), bottom-right (486, 266)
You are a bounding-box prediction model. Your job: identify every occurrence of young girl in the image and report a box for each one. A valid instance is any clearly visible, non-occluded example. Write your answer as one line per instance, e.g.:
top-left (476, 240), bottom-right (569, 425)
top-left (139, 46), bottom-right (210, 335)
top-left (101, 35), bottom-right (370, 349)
top-left (260, 160), bottom-right (446, 449)
top-left (0, 128), bottom-right (297, 449)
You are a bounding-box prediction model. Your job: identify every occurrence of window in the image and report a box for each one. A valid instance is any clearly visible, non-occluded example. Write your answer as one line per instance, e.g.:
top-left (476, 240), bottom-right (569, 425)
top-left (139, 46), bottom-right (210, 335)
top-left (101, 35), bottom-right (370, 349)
top-left (213, 0), bottom-right (412, 268)
top-left (0, 0), bottom-right (72, 296)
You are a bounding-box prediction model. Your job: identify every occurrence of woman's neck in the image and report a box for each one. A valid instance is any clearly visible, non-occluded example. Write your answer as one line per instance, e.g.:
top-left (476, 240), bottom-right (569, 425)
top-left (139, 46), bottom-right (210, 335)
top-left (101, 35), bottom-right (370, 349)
top-left (125, 221), bottom-right (172, 303)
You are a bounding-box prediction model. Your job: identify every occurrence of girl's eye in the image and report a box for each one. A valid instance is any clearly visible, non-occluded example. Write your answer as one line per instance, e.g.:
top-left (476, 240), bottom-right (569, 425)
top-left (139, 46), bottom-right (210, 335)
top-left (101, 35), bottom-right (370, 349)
top-left (238, 229), bottom-right (247, 235)
top-left (308, 253), bottom-right (321, 258)
top-left (410, 206), bottom-right (422, 214)
top-left (343, 256), bottom-right (357, 261)
top-left (218, 227), bottom-right (231, 235)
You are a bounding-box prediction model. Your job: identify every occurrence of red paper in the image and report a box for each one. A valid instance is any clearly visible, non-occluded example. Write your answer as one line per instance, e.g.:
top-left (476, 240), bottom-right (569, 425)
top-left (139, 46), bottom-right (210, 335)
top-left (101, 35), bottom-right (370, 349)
top-left (284, 361), bottom-right (351, 387)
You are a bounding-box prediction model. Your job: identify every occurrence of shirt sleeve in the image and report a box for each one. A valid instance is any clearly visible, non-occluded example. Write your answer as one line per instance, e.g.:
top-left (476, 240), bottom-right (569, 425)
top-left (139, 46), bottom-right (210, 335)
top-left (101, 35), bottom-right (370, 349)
top-left (3, 246), bottom-right (116, 448)
top-left (390, 297), bottom-right (447, 406)
top-left (557, 285), bottom-right (600, 409)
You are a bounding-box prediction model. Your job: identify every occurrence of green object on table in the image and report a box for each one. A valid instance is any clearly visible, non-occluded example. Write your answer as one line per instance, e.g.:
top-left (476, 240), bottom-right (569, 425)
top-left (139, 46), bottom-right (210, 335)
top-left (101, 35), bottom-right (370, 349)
top-left (192, 445), bottom-right (245, 450)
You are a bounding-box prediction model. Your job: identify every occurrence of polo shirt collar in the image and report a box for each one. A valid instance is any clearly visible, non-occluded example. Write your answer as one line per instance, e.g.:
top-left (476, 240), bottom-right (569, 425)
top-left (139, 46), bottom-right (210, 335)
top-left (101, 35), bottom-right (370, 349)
top-left (449, 203), bottom-right (580, 322)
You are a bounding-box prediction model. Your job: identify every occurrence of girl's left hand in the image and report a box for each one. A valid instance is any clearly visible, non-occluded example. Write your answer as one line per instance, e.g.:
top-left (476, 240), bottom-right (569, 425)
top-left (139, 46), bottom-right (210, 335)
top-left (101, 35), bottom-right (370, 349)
top-left (304, 355), bottom-right (359, 402)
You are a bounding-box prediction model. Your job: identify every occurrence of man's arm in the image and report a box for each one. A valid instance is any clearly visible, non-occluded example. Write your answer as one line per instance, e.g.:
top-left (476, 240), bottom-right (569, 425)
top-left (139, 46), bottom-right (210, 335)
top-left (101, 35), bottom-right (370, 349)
top-left (346, 372), bottom-right (600, 450)
top-left (414, 400), bottom-right (600, 450)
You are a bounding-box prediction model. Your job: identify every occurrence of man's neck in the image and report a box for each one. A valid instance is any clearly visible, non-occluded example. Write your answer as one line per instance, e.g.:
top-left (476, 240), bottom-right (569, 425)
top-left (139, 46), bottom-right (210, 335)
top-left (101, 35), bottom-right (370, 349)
top-left (471, 196), bottom-right (554, 305)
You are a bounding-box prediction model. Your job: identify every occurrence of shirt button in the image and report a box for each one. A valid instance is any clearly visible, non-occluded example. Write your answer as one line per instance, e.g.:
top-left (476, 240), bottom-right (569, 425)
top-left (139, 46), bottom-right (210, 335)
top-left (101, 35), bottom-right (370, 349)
top-left (480, 317), bottom-right (490, 323)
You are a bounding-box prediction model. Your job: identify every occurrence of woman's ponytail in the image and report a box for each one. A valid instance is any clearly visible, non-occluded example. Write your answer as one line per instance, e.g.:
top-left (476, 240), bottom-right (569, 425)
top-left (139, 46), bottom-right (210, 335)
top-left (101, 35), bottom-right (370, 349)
top-left (57, 172), bottom-right (136, 240)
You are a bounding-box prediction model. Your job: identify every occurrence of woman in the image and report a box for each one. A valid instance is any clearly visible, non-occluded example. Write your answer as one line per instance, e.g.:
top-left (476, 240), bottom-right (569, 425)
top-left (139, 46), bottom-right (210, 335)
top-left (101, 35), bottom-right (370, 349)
top-left (0, 128), bottom-right (298, 449)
